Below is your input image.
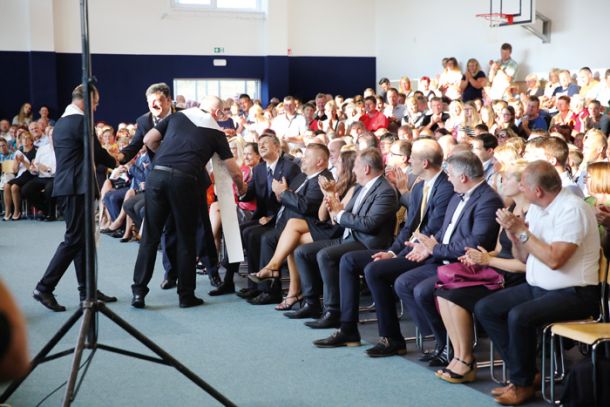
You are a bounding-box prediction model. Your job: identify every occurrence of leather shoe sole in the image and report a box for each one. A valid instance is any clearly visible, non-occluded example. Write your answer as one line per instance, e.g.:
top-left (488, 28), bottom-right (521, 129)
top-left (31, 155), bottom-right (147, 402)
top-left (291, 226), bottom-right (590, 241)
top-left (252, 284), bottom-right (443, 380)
top-left (179, 297), bottom-right (205, 308)
top-left (304, 318), bottom-right (341, 329)
top-left (160, 279), bottom-right (177, 290)
top-left (313, 331), bottom-right (361, 348)
top-left (33, 291), bottom-right (66, 312)
top-left (208, 283), bottom-right (235, 296)
top-left (131, 295), bottom-right (145, 308)
top-left (284, 306), bottom-right (322, 319)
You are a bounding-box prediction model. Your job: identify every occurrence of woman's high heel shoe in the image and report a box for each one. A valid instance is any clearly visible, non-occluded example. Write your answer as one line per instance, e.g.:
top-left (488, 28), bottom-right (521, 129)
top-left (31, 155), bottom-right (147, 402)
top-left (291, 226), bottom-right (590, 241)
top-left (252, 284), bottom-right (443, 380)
top-left (248, 267), bottom-right (280, 284)
top-left (275, 294), bottom-right (303, 311)
top-left (438, 358), bottom-right (477, 384)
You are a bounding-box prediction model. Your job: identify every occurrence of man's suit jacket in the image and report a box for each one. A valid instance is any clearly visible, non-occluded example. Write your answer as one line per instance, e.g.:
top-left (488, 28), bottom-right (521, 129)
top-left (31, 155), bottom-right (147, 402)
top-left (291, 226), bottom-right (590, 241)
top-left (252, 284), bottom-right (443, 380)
top-left (339, 176), bottom-right (399, 250)
top-left (388, 171), bottom-right (454, 256)
top-left (275, 169), bottom-right (332, 230)
top-left (120, 112), bottom-right (154, 164)
top-left (431, 181), bottom-right (504, 261)
top-left (52, 112), bottom-right (116, 197)
top-left (242, 153), bottom-right (302, 220)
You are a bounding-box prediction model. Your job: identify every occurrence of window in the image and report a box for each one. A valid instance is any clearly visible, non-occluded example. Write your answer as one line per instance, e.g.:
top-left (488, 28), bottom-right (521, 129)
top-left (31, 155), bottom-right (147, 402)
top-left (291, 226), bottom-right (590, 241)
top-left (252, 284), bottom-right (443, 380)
top-left (173, 0), bottom-right (261, 12)
top-left (173, 79), bottom-right (260, 104)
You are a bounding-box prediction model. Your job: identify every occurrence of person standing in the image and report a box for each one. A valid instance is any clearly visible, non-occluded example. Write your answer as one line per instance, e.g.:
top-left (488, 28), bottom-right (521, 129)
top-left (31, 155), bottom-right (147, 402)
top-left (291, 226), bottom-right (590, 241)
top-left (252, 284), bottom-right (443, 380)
top-left (33, 84), bottom-right (118, 312)
top-left (131, 96), bottom-right (245, 309)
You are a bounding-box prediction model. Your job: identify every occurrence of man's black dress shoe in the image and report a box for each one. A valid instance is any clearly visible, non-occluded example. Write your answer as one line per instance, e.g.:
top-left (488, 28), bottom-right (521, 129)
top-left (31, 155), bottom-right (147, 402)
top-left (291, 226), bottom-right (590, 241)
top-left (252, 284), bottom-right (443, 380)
top-left (208, 282), bottom-right (235, 296)
top-left (304, 311), bottom-right (340, 329)
top-left (160, 279), bottom-right (177, 290)
top-left (131, 294), bottom-right (145, 308)
top-left (366, 337), bottom-right (407, 357)
top-left (284, 302), bottom-right (322, 319)
top-left (80, 290), bottom-right (118, 303)
top-left (236, 288), bottom-right (260, 299)
top-left (179, 296), bottom-right (204, 308)
top-left (33, 290), bottom-right (66, 312)
top-left (418, 346), bottom-right (446, 362)
top-left (428, 353), bottom-right (449, 367)
top-left (247, 292), bottom-right (282, 305)
top-left (313, 330), bottom-right (361, 348)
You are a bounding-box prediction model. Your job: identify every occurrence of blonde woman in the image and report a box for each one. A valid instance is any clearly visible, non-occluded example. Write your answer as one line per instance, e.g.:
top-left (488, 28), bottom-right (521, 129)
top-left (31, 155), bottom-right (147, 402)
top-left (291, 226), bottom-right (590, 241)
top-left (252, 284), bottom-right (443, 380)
top-left (435, 161), bottom-right (528, 384)
top-left (460, 101), bottom-right (482, 136)
top-left (479, 105), bottom-right (496, 130)
top-left (246, 104), bottom-right (271, 137)
top-left (445, 100), bottom-right (465, 136)
top-left (460, 58), bottom-right (486, 102)
top-left (12, 103), bottom-right (33, 127)
top-left (439, 57), bottom-right (463, 100)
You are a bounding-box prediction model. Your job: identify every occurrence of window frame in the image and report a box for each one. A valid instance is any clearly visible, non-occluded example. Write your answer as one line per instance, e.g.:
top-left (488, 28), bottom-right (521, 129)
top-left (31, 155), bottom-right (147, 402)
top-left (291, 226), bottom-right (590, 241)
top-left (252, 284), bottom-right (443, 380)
top-left (170, 0), bottom-right (263, 14)
top-left (173, 78), bottom-right (261, 104)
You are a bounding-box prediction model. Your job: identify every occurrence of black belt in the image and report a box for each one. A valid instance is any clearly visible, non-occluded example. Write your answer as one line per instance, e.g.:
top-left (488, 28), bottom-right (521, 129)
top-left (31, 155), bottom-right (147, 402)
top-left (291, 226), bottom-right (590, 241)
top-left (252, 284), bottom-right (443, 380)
top-left (153, 165), bottom-right (197, 180)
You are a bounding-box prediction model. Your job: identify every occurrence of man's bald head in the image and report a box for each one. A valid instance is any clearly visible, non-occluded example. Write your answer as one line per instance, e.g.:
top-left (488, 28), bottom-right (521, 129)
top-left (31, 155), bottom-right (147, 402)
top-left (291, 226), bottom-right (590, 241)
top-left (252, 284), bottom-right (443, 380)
top-left (200, 96), bottom-right (223, 113)
top-left (523, 160), bottom-right (562, 195)
top-left (412, 138), bottom-right (443, 168)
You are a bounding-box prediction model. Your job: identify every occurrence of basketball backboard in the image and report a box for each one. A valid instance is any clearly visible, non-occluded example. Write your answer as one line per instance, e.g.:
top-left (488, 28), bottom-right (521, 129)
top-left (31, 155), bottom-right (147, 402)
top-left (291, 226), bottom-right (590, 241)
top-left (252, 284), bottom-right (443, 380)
top-left (488, 0), bottom-right (535, 26)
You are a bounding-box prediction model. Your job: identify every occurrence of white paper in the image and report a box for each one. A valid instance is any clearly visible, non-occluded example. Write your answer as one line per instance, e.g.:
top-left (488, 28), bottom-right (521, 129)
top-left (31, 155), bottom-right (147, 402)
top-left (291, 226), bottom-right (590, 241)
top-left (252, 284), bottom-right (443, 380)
top-left (211, 154), bottom-right (244, 263)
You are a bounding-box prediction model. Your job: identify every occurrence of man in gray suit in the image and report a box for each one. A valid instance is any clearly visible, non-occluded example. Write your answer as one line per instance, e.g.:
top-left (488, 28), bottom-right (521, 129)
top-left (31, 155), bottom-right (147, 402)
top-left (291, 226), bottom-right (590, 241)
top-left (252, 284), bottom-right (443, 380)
top-left (285, 148), bottom-right (398, 328)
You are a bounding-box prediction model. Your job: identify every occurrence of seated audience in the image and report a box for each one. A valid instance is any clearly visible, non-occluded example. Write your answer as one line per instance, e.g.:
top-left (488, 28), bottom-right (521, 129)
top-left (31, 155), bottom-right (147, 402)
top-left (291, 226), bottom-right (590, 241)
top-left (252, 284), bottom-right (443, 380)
top-left (435, 161), bottom-right (528, 384)
top-left (475, 160), bottom-right (600, 406)
top-left (3, 132), bottom-right (36, 220)
top-left (285, 148), bottom-right (398, 330)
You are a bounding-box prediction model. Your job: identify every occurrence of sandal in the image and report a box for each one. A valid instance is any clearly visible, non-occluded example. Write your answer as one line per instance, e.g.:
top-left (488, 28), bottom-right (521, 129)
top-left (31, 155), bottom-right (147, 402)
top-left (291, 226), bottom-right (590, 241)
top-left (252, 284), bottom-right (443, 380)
top-left (275, 294), bottom-right (303, 311)
top-left (247, 267), bottom-right (280, 284)
top-left (438, 357), bottom-right (477, 384)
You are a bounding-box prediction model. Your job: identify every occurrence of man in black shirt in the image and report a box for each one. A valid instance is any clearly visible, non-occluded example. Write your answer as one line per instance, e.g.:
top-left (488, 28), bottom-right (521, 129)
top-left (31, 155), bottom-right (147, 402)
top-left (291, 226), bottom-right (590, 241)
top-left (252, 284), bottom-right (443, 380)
top-left (131, 96), bottom-right (245, 309)
top-left (33, 85), bottom-right (118, 312)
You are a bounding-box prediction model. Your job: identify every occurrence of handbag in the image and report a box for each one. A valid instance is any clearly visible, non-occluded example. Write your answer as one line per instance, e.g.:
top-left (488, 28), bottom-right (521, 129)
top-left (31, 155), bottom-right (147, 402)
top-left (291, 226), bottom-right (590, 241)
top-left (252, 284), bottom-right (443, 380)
top-left (436, 262), bottom-right (504, 291)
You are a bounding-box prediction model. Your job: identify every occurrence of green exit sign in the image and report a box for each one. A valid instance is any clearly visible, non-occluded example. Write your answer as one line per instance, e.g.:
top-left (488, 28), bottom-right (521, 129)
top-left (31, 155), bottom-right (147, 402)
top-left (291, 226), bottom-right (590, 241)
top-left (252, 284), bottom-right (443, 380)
top-left (213, 47), bottom-right (225, 54)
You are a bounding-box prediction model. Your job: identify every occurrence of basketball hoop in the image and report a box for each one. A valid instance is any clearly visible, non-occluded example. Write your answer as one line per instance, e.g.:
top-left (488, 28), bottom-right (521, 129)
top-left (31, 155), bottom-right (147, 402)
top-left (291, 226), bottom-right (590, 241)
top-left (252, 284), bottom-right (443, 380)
top-left (476, 12), bottom-right (514, 27)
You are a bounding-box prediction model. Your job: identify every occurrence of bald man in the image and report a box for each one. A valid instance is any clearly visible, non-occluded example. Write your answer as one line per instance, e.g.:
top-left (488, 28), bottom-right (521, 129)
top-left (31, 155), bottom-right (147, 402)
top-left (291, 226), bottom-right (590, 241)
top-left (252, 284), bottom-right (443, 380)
top-left (131, 96), bottom-right (246, 309)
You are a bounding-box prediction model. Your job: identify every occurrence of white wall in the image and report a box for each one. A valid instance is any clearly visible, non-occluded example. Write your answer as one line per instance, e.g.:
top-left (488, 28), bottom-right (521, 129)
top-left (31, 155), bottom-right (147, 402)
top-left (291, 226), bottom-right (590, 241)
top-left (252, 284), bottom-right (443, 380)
top-left (375, 0), bottom-right (610, 82)
top-left (1, 0), bottom-right (374, 57)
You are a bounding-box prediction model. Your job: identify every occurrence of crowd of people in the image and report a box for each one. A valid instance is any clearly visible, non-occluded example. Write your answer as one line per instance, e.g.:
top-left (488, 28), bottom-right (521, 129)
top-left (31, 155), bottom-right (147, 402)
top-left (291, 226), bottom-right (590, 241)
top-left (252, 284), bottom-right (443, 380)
top-left (3, 42), bottom-right (610, 405)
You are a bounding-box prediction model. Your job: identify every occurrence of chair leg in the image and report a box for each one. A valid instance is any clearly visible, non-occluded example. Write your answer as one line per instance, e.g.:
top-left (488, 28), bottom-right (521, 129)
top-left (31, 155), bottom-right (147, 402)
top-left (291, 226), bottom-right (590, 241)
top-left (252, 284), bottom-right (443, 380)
top-left (592, 343), bottom-right (599, 407)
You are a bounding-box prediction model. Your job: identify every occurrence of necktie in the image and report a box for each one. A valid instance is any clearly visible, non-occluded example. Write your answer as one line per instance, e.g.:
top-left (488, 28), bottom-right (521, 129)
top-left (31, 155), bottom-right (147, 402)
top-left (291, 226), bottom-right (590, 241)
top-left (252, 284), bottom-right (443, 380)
top-left (267, 167), bottom-right (273, 196)
top-left (343, 186), bottom-right (367, 239)
top-left (413, 184), bottom-right (430, 235)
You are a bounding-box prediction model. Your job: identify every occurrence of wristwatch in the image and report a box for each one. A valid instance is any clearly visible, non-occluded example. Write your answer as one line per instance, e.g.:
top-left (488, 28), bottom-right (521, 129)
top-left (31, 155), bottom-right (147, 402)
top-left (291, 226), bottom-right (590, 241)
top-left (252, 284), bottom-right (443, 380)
top-left (518, 230), bottom-right (530, 244)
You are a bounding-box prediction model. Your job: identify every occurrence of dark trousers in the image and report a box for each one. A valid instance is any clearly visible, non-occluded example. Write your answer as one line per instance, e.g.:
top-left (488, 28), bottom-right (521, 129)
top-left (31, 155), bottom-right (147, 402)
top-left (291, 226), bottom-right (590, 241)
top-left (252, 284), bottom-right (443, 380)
top-left (21, 177), bottom-right (55, 215)
top-left (196, 198), bottom-right (218, 268)
top-left (474, 283), bottom-right (599, 387)
top-left (123, 192), bottom-right (145, 228)
top-left (341, 250), bottom-right (415, 340)
top-left (37, 195), bottom-right (85, 295)
top-left (393, 262), bottom-right (445, 345)
top-left (294, 238), bottom-right (365, 312)
top-left (132, 170), bottom-right (199, 298)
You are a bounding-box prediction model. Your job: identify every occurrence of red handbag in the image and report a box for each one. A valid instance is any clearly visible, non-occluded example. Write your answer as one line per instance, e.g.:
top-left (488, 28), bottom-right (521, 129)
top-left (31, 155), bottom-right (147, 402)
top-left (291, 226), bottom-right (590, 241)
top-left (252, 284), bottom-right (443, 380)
top-left (436, 262), bottom-right (504, 291)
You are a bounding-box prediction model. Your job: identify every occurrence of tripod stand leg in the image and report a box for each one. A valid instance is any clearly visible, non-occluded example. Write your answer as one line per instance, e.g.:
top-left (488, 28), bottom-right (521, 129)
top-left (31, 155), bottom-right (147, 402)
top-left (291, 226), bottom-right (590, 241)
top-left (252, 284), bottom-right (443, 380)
top-left (98, 305), bottom-right (237, 407)
top-left (0, 308), bottom-right (83, 403)
top-left (62, 306), bottom-right (94, 406)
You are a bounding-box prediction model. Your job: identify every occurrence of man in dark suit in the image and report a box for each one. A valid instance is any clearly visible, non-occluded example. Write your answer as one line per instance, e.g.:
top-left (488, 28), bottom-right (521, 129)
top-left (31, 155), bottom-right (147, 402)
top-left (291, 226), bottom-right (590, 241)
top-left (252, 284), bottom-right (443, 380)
top-left (247, 143), bottom-right (333, 304)
top-left (361, 151), bottom-right (503, 359)
top-left (285, 148), bottom-right (398, 329)
top-left (33, 84), bottom-right (118, 312)
top-left (209, 133), bottom-right (301, 296)
top-left (313, 139), bottom-right (453, 351)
